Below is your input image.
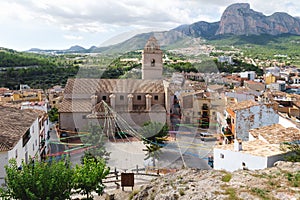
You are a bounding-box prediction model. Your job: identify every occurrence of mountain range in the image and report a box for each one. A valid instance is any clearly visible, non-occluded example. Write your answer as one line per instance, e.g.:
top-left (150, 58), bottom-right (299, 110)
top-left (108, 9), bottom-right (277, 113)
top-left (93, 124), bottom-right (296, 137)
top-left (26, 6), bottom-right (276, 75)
top-left (27, 3), bottom-right (300, 54)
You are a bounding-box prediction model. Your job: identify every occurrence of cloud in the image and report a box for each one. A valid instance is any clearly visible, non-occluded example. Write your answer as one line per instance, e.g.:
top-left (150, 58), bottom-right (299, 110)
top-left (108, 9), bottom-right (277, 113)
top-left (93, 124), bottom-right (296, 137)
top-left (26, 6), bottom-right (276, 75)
top-left (63, 34), bottom-right (83, 40)
top-left (0, 0), bottom-right (225, 33)
top-left (1, 0), bottom-right (300, 50)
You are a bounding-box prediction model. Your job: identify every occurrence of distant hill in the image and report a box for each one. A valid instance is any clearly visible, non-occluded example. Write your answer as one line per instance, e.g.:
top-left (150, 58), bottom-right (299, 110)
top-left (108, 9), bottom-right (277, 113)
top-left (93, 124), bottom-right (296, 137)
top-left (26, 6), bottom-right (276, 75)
top-left (89, 3), bottom-right (300, 54)
top-left (27, 45), bottom-right (90, 54)
top-left (26, 3), bottom-right (300, 54)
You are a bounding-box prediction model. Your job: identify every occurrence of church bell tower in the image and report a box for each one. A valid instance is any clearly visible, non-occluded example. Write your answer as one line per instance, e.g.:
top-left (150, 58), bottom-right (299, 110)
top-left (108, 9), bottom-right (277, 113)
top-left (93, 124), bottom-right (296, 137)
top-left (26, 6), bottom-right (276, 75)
top-left (142, 36), bottom-right (163, 80)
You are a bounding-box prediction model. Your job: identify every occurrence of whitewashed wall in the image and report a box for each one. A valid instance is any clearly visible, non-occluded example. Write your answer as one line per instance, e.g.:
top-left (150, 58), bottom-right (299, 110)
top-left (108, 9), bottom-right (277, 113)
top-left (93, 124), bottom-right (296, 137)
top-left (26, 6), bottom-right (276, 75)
top-left (7, 118), bottom-right (40, 167)
top-left (0, 152), bottom-right (8, 185)
top-left (214, 148), bottom-right (267, 172)
top-left (235, 105), bottom-right (279, 141)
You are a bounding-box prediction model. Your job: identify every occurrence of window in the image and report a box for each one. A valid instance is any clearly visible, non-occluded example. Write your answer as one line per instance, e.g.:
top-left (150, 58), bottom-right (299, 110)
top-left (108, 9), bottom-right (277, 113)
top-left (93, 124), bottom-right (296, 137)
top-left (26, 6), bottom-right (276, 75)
top-left (137, 95), bottom-right (142, 100)
top-left (102, 96), bottom-right (107, 101)
top-left (35, 139), bottom-right (37, 146)
top-left (198, 112), bottom-right (201, 115)
top-left (220, 153), bottom-right (224, 159)
top-left (23, 129), bottom-right (31, 147)
top-left (15, 149), bottom-right (18, 159)
top-left (154, 95), bottom-right (158, 101)
top-left (82, 115), bottom-right (87, 119)
top-left (120, 95), bottom-right (124, 100)
top-left (151, 58), bottom-right (155, 66)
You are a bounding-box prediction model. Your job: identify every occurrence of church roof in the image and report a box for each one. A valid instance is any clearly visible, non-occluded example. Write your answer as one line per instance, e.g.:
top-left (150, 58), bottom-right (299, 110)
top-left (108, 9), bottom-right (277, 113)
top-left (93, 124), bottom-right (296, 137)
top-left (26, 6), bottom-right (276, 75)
top-left (64, 79), bottom-right (165, 96)
top-left (59, 99), bottom-right (92, 113)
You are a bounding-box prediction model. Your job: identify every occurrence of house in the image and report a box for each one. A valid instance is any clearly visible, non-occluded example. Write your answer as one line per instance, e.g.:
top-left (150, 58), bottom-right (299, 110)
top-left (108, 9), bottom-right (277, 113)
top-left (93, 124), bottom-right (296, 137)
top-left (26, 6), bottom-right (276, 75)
top-left (48, 85), bottom-right (64, 109)
top-left (223, 100), bottom-right (279, 141)
top-left (291, 75), bottom-right (300, 85)
top-left (214, 124), bottom-right (300, 172)
top-left (180, 91), bottom-right (224, 130)
top-left (266, 81), bottom-right (286, 92)
top-left (0, 106), bottom-right (41, 185)
top-left (21, 101), bottom-right (50, 159)
top-left (243, 80), bottom-right (265, 92)
top-left (59, 37), bottom-right (172, 137)
top-left (240, 71), bottom-right (256, 81)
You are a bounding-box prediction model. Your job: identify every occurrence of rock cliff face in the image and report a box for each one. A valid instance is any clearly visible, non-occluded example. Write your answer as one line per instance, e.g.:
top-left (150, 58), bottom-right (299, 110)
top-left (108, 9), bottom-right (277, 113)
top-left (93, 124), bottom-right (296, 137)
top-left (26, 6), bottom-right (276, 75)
top-left (216, 3), bottom-right (300, 35)
top-left (173, 21), bottom-right (219, 38)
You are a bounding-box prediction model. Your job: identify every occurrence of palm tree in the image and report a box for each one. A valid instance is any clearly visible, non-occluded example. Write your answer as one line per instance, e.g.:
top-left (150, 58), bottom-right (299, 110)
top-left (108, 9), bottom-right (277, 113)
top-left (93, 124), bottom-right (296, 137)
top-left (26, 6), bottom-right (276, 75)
top-left (141, 122), bottom-right (168, 167)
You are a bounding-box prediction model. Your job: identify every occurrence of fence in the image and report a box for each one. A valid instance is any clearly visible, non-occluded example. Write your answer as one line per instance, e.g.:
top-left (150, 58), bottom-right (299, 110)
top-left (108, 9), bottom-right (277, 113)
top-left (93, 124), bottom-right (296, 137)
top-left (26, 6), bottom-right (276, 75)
top-left (103, 165), bottom-right (178, 190)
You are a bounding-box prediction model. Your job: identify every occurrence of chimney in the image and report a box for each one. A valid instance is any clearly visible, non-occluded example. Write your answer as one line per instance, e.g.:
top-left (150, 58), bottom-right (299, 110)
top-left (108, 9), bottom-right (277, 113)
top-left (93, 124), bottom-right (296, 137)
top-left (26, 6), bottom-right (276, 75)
top-left (234, 139), bottom-right (242, 151)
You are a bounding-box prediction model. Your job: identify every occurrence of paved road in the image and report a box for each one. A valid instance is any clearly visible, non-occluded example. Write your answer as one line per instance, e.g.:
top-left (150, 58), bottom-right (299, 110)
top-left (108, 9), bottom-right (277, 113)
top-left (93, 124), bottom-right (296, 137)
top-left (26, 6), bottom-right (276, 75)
top-left (48, 123), bottom-right (66, 161)
top-left (49, 123), bottom-right (216, 171)
top-left (157, 131), bottom-right (215, 170)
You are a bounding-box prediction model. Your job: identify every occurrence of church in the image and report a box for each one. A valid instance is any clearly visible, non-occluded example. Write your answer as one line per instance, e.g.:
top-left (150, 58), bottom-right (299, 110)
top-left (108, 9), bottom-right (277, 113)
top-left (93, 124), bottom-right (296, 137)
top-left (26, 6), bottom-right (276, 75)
top-left (58, 37), bottom-right (172, 136)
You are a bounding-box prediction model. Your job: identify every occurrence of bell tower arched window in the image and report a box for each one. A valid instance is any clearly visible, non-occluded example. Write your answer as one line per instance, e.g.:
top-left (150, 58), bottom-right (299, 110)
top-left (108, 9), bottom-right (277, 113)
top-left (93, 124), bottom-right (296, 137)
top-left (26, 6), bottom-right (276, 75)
top-left (151, 58), bottom-right (155, 66)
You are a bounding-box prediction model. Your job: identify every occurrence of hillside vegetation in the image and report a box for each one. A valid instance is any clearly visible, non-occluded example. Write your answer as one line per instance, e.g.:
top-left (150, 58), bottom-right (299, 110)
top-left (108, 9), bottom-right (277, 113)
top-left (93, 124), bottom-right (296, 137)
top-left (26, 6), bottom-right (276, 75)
top-left (0, 48), bottom-right (79, 89)
top-left (208, 34), bottom-right (300, 66)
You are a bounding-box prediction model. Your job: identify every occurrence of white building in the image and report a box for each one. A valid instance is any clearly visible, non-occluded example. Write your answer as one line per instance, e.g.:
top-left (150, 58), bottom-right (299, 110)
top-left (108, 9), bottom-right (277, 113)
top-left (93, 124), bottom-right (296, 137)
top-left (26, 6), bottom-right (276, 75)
top-left (0, 106), bottom-right (42, 185)
top-left (266, 81), bottom-right (286, 91)
top-left (265, 66), bottom-right (280, 77)
top-left (21, 101), bottom-right (50, 158)
top-left (214, 124), bottom-right (300, 172)
top-left (291, 76), bottom-right (300, 85)
top-left (218, 56), bottom-right (233, 64)
top-left (225, 100), bottom-right (279, 141)
top-left (240, 71), bottom-right (256, 80)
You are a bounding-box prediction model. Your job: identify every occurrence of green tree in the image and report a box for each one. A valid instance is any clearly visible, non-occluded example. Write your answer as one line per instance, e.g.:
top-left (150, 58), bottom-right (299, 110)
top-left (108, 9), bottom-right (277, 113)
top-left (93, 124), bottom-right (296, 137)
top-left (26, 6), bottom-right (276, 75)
top-left (281, 141), bottom-right (300, 162)
top-left (48, 107), bottom-right (59, 122)
top-left (0, 158), bottom-right (73, 200)
top-left (141, 122), bottom-right (168, 167)
top-left (81, 124), bottom-right (110, 162)
top-left (73, 157), bottom-right (110, 199)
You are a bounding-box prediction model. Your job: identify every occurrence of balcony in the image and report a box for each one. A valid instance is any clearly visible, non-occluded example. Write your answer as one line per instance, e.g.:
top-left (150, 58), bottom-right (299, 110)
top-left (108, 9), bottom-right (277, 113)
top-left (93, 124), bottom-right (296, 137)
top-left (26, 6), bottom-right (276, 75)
top-left (202, 105), bottom-right (209, 110)
top-left (226, 117), bottom-right (231, 125)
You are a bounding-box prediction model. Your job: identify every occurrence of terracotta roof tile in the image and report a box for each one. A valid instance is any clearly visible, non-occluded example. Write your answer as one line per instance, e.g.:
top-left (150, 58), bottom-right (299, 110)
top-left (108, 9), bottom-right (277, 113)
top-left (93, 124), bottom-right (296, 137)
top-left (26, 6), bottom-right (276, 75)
top-left (227, 100), bottom-right (259, 111)
top-left (249, 124), bottom-right (300, 144)
top-left (64, 78), bottom-right (165, 97)
top-left (0, 106), bottom-right (39, 151)
top-left (59, 99), bottom-right (92, 113)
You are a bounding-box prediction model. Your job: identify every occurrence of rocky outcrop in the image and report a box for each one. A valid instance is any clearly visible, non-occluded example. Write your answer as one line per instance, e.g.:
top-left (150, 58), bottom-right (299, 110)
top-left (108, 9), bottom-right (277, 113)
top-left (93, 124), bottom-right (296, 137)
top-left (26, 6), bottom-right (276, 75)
top-left (132, 162), bottom-right (300, 200)
top-left (172, 21), bottom-right (219, 39)
top-left (216, 3), bottom-right (300, 35)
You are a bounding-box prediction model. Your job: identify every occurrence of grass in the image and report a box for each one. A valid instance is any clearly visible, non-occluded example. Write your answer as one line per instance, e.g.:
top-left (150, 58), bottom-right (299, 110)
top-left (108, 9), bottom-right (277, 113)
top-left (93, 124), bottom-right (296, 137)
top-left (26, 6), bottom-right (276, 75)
top-left (224, 187), bottom-right (241, 200)
top-left (251, 187), bottom-right (270, 200)
top-left (286, 172), bottom-right (300, 187)
top-left (128, 189), bottom-right (140, 200)
top-left (221, 173), bottom-right (232, 182)
top-left (179, 188), bottom-right (185, 196)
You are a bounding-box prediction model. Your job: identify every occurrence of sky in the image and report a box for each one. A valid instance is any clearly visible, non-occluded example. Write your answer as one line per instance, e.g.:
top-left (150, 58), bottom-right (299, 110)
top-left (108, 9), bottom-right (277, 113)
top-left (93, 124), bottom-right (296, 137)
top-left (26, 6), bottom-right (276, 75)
top-left (0, 0), bottom-right (299, 51)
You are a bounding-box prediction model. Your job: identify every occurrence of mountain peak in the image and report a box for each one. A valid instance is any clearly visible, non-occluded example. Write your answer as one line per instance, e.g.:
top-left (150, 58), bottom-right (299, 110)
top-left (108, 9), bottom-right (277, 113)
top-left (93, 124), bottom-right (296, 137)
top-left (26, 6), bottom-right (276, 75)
top-left (216, 3), bottom-right (300, 36)
top-left (226, 3), bottom-right (250, 10)
top-left (67, 45), bottom-right (86, 52)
